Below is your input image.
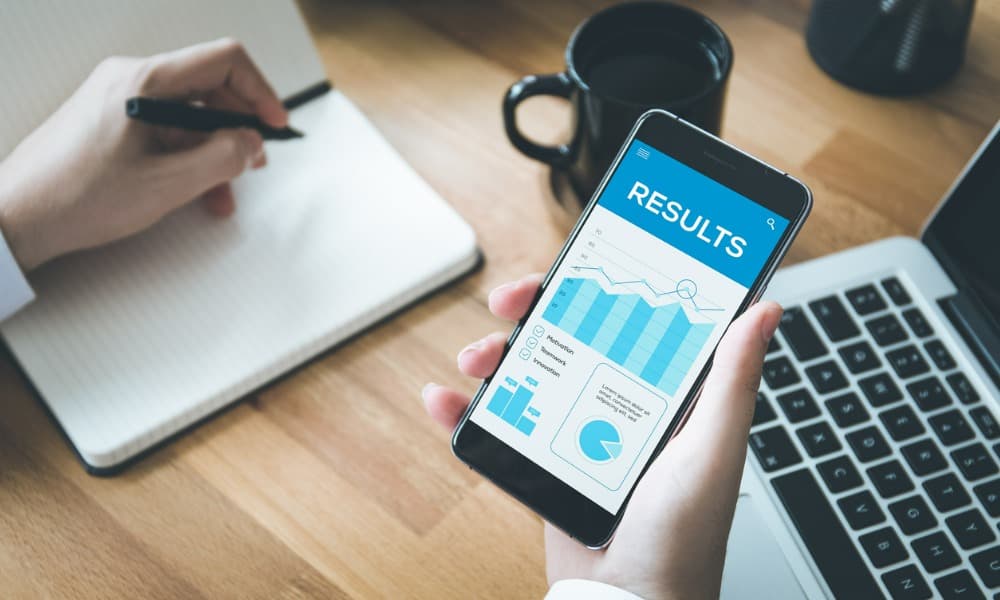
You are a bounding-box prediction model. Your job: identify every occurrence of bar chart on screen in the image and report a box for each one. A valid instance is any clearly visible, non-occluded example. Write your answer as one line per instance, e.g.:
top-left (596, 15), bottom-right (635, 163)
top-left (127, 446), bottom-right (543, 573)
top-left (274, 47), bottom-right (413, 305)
top-left (541, 263), bottom-right (717, 397)
top-left (485, 375), bottom-right (541, 435)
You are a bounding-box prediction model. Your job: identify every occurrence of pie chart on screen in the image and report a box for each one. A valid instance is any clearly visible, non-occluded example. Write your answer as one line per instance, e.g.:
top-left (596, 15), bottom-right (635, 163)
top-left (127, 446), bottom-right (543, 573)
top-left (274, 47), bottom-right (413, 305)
top-left (578, 418), bottom-right (623, 463)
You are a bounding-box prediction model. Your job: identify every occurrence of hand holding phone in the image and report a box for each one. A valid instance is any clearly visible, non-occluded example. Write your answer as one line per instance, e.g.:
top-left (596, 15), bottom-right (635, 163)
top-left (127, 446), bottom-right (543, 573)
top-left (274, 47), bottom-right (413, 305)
top-left (444, 110), bottom-right (811, 548)
top-left (423, 277), bottom-right (782, 599)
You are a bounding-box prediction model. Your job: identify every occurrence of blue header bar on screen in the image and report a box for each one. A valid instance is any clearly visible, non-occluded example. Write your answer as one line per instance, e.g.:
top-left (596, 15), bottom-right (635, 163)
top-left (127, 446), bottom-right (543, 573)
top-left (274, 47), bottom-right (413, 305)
top-left (597, 141), bottom-right (789, 288)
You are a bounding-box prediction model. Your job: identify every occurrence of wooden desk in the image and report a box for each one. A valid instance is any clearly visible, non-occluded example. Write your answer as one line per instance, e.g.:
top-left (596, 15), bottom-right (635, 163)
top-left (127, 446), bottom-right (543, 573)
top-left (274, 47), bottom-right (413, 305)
top-left (2, 1), bottom-right (997, 597)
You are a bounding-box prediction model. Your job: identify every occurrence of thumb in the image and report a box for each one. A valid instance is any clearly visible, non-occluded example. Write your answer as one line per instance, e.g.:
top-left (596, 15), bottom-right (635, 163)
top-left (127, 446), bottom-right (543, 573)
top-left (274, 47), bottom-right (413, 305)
top-left (674, 301), bottom-right (782, 459)
top-left (157, 128), bottom-right (263, 209)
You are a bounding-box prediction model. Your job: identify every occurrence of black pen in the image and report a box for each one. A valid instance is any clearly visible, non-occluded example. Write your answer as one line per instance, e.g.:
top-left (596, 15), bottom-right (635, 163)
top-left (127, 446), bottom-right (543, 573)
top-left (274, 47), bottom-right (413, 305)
top-left (125, 97), bottom-right (304, 140)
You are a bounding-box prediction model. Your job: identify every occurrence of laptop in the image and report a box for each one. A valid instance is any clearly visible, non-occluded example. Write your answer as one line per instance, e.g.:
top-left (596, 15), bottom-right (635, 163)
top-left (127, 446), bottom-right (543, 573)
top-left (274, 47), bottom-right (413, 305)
top-left (719, 120), bottom-right (1000, 599)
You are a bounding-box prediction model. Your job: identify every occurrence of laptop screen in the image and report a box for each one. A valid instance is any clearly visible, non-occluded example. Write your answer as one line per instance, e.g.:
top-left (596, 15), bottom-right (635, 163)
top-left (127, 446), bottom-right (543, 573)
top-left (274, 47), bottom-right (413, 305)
top-left (923, 123), bottom-right (1000, 330)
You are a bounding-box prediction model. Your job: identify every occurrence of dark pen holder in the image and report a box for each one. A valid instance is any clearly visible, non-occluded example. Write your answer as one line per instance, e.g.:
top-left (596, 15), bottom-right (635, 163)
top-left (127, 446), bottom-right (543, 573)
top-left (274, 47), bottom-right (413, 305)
top-left (806, 0), bottom-right (976, 96)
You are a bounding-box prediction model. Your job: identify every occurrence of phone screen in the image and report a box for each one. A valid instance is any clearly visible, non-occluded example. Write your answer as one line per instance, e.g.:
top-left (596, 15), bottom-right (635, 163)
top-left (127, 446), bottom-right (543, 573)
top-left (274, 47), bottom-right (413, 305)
top-left (468, 138), bottom-right (791, 514)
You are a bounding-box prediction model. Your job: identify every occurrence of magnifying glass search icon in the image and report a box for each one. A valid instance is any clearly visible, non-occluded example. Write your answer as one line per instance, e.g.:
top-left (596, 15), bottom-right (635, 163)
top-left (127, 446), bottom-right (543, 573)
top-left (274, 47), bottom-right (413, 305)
top-left (766, 218), bottom-right (776, 231)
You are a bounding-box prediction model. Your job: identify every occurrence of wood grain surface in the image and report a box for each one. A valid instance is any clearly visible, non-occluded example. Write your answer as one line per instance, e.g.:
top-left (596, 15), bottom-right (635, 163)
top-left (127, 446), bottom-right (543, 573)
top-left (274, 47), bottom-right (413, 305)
top-left (1, 1), bottom-right (998, 597)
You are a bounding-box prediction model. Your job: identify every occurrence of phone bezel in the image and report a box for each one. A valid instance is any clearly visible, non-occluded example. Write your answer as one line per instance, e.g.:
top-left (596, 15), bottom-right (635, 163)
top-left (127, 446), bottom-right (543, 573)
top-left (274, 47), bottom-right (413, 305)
top-left (451, 110), bottom-right (813, 548)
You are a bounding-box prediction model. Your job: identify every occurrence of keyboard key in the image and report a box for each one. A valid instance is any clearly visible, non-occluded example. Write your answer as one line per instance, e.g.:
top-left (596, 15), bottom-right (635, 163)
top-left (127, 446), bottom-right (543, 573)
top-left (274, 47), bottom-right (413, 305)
top-left (750, 427), bottom-right (802, 472)
top-left (970, 546), bottom-right (1000, 588)
top-left (929, 409), bottom-right (975, 446)
top-left (796, 421), bottom-right (841, 457)
top-left (970, 407), bottom-right (1000, 440)
top-left (860, 526), bottom-right (909, 568)
top-left (839, 340), bottom-right (881, 375)
top-left (882, 277), bottom-right (913, 306)
top-left (770, 469), bottom-right (883, 598)
top-left (860, 372), bottom-right (904, 407)
top-left (868, 460), bottom-right (915, 498)
top-left (882, 564), bottom-right (932, 599)
top-left (889, 495), bottom-right (937, 535)
top-left (805, 360), bottom-right (849, 394)
top-left (808, 296), bottom-right (860, 342)
top-left (888, 345), bottom-right (932, 379)
top-left (825, 392), bottom-right (870, 428)
top-left (902, 439), bottom-right (949, 476)
top-left (846, 284), bottom-right (888, 316)
top-left (881, 405), bottom-right (926, 441)
top-left (935, 569), bottom-right (986, 599)
top-left (907, 377), bottom-right (952, 411)
top-left (867, 313), bottom-right (909, 347)
top-left (752, 392), bottom-right (777, 426)
top-left (953, 444), bottom-right (999, 482)
top-left (903, 308), bottom-right (934, 338)
top-left (847, 426), bottom-right (892, 462)
top-left (838, 490), bottom-right (886, 529)
top-left (912, 532), bottom-right (961, 574)
top-left (947, 510), bottom-right (996, 550)
top-left (947, 373), bottom-right (980, 405)
top-left (923, 473), bottom-right (972, 512)
top-left (974, 480), bottom-right (1000, 518)
top-left (762, 356), bottom-right (801, 389)
top-left (766, 336), bottom-right (781, 354)
top-left (925, 340), bottom-right (956, 371)
top-left (778, 307), bottom-right (827, 361)
top-left (777, 389), bottom-right (820, 423)
top-left (818, 455), bottom-right (863, 493)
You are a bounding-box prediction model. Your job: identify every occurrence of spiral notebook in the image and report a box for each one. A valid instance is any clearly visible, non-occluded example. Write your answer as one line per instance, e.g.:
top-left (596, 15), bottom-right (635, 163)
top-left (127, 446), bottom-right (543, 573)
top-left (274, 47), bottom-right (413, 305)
top-left (0, 1), bottom-right (479, 473)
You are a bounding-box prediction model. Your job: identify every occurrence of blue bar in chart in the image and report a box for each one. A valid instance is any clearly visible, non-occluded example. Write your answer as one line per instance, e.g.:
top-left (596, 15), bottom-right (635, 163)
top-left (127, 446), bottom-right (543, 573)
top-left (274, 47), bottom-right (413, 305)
top-left (544, 277), bottom-right (582, 325)
top-left (486, 375), bottom-right (540, 435)
top-left (574, 292), bottom-right (617, 344)
top-left (607, 298), bottom-right (654, 364)
top-left (640, 307), bottom-right (691, 384)
top-left (542, 278), bottom-right (714, 395)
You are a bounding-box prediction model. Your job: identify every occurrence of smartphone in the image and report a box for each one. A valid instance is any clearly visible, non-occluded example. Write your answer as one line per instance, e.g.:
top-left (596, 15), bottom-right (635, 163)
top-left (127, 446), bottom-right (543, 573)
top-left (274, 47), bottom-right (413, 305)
top-left (452, 110), bottom-right (812, 547)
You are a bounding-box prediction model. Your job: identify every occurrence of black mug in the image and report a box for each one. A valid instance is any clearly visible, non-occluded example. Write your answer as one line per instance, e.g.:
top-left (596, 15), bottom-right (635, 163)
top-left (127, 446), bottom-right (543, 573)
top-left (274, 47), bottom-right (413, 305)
top-left (503, 1), bottom-right (733, 210)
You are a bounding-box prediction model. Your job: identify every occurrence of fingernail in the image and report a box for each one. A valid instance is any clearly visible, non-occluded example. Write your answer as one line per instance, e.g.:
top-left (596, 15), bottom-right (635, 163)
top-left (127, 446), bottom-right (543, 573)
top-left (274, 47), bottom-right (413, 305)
top-left (252, 147), bottom-right (266, 169)
top-left (459, 339), bottom-right (486, 358)
top-left (421, 382), bottom-right (438, 398)
top-left (240, 130), bottom-right (263, 168)
top-left (760, 304), bottom-right (783, 343)
top-left (489, 280), bottom-right (515, 298)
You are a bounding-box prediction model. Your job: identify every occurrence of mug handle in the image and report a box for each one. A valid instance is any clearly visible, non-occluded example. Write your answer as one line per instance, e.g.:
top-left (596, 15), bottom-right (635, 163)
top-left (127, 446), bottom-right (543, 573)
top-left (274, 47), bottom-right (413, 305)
top-left (503, 72), bottom-right (574, 169)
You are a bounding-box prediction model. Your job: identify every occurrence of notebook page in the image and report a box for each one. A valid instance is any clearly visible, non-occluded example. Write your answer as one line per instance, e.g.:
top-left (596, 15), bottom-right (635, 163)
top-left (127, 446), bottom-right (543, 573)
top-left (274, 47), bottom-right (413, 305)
top-left (1, 90), bottom-right (477, 465)
top-left (0, 0), bottom-right (325, 157)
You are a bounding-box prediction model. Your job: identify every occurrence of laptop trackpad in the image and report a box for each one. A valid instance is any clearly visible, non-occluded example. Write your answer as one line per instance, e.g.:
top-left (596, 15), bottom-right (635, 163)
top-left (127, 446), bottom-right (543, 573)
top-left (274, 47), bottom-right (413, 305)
top-left (721, 495), bottom-right (805, 599)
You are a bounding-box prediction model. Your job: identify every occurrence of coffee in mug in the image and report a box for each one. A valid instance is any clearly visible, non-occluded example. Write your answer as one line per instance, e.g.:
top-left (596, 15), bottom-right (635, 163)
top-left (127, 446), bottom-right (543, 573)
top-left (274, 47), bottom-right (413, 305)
top-left (503, 1), bottom-right (733, 210)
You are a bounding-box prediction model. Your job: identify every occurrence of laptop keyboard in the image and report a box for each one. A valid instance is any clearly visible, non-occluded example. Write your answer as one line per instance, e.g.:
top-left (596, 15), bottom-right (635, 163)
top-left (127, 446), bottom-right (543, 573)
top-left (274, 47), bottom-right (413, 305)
top-left (750, 276), bottom-right (997, 599)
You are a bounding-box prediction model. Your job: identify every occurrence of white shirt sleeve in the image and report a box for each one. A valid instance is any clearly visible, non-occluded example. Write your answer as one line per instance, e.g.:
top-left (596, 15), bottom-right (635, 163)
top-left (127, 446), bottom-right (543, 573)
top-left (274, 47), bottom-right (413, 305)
top-left (545, 579), bottom-right (646, 600)
top-left (0, 227), bottom-right (34, 321)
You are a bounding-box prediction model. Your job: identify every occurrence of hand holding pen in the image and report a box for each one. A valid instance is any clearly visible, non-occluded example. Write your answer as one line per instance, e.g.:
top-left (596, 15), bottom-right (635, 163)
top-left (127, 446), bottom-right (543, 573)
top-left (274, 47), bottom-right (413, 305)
top-left (0, 38), bottom-right (288, 271)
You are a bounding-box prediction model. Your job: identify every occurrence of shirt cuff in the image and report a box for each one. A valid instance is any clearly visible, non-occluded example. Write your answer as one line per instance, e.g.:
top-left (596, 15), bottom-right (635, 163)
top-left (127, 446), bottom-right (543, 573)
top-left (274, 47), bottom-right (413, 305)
top-left (0, 227), bottom-right (34, 321)
top-left (545, 579), bottom-right (647, 600)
